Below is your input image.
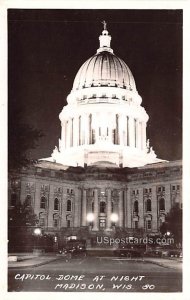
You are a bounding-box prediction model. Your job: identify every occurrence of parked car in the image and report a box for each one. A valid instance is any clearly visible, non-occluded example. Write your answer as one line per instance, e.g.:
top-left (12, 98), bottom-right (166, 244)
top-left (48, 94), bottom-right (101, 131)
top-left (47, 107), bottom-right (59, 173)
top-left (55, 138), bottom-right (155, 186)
top-left (168, 249), bottom-right (182, 258)
top-left (58, 239), bottom-right (87, 258)
top-left (144, 246), bottom-right (182, 258)
top-left (114, 245), bottom-right (143, 258)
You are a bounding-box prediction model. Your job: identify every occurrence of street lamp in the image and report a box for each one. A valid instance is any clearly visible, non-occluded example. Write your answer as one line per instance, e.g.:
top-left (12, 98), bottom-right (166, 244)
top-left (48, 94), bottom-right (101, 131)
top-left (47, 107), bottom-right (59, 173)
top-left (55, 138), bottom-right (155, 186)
top-left (87, 213), bottom-right (94, 229)
top-left (110, 213), bottom-right (118, 228)
top-left (33, 227), bottom-right (42, 251)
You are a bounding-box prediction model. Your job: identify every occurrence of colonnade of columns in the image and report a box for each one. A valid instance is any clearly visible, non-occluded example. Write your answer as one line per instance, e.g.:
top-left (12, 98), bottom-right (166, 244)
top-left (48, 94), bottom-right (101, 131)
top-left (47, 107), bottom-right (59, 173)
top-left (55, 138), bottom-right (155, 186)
top-left (60, 113), bottom-right (147, 151)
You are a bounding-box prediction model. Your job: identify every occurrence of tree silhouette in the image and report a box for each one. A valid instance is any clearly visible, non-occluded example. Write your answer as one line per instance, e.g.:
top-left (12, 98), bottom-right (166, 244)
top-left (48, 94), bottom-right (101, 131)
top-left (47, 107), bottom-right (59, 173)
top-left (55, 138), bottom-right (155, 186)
top-left (8, 201), bottom-right (39, 252)
top-left (8, 103), bottom-right (43, 170)
top-left (160, 203), bottom-right (182, 245)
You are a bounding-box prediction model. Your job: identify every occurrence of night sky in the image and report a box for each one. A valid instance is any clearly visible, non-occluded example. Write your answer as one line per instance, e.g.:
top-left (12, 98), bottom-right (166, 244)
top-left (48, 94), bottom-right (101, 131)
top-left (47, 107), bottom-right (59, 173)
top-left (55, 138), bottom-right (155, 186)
top-left (8, 9), bottom-right (182, 161)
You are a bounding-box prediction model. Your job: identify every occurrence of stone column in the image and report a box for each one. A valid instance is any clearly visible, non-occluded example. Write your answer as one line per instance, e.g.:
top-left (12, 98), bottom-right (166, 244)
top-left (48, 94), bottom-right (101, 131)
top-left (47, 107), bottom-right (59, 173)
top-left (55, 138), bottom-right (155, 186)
top-left (79, 116), bottom-right (81, 145)
top-left (126, 188), bottom-right (132, 228)
top-left (123, 189), bottom-right (127, 228)
top-left (119, 114), bottom-right (124, 146)
top-left (84, 114), bottom-right (89, 145)
top-left (106, 189), bottom-right (112, 230)
top-left (73, 188), bottom-right (81, 227)
top-left (93, 189), bottom-right (99, 230)
top-left (139, 121), bottom-right (143, 150)
top-left (118, 190), bottom-right (124, 227)
top-left (81, 115), bottom-right (85, 145)
top-left (137, 120), bottom-right (141, 149)
top-left (61, 121), bottom-right (66, 149)
top-left (138, 188), bottom-right (144, 228)
top-left (142, 122), bottom-right (147, 150)
top-left (81, 189), bottom-right (87, 226)
top-left (126, 116), bottom-right (129, 146)
top-left (151, 185), bottom-right (158, 232)
top-left (73, 117), bottom-right (78, 147)
top-left (165, 184), bottom-right (172, 214)
top-left (61, 189), bottom-right (67, 227)
top-left (70, 118), bottom-right (73, 147)
top-left (66, 119), bottom-right (70, 148)
top-left (45, 184), bottom-right (53, 229)
top-left (95, 123), bottom-right (99, 143)
top-left (129, 117), bottom-right (135, 147)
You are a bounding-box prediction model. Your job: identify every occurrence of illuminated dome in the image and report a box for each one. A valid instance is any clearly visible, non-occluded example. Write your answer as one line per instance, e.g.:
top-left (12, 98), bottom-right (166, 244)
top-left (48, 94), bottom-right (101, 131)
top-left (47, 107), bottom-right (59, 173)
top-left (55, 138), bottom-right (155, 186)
top-left (42, 23), bottom-right (163, 168)
top-left (73, 51), bottom-right (136, 91)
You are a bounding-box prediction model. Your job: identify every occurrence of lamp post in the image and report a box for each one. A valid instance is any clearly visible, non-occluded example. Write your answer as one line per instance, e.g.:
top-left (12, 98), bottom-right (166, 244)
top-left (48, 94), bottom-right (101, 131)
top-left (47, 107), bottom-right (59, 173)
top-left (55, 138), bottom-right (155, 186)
top-left (33, 227), bottom-right (42, 252)
top-left (110, 213), bottom-right (118, 230)
top-left (86, 213), bottom-right (94, 230)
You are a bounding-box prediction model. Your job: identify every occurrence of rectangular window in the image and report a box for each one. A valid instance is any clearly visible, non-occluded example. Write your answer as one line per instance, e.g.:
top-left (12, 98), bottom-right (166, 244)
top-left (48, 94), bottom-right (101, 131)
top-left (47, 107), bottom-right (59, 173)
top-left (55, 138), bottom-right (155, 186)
top-left (177, 185), bottom-right (180, 190)
top-left (134, 221), bottom-right (138, 229)
top-left (147, 220), bottom-right (151, 230)
top-left (172, 186), bottom-right (176, 191)
top-left (163, 187), bottom-right (165, 192)
top-left (54, 219), bottom-right (58, 227)
top-left (67, 189), bottom-right (70, 194)
top-left (158, 187), bottom-right (161, 192)
top-left (149, 188), bottom-right (152, 193)
top-left (67, 220), bottom-right (71, 228)
top-left (39, 218), bottom-right (45, 227)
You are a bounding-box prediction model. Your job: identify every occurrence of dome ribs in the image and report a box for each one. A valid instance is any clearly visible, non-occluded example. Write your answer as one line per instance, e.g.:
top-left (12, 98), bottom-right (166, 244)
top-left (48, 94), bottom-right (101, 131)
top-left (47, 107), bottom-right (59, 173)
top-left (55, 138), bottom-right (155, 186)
top-left (72, 51), bottom-right (136, 92)
top-left (84, 55), bottom-right (96, 88)
top-left (109, 53), bottom-right (117, 84)
top-left (91, 54), bottom-right (100, 85)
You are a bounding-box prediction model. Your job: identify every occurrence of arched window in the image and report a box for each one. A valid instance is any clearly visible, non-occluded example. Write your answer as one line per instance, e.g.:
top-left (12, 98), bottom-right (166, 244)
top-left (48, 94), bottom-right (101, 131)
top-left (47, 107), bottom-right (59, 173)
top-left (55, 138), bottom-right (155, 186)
top-left (100, 201), bottom-right (106, 213)
top-left (159, 198), bottom-right (165, 211)
top-left (146, 199), bottom-right (152, 212)
top-left (54, 198), bottom-right (59, 211)
top-left (134, 200), bottom-right (139, 213)
top-left (67, 200), bottom-right (71, 211)
top-left (25, 195), bottom-right (31, 207)
top-left (11, 193), bottom-right (17, 206)
top-left (40, 196), bottom-right (46, 209)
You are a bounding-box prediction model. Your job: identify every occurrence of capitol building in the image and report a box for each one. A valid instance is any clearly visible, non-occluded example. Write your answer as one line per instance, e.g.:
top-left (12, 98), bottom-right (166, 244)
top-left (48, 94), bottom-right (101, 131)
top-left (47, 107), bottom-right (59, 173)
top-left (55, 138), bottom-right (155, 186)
top-left (8, 24), bottom-right (182, 243)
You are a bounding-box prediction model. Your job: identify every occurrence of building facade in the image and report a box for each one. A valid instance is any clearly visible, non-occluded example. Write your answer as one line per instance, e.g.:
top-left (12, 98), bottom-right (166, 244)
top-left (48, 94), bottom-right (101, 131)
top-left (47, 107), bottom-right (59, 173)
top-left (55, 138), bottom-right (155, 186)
top-left (8, 24), bottom-right (182, 243)
top-left (8, 160), bottom-right (182, 242)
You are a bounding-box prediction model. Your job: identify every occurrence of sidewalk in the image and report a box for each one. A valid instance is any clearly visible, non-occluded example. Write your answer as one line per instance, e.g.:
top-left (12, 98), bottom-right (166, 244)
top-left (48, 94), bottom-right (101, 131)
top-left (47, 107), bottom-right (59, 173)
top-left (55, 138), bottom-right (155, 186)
top-left (143, 257), bottom-right (182, 271)
top-left (8, 253), bottom-right (62, 269)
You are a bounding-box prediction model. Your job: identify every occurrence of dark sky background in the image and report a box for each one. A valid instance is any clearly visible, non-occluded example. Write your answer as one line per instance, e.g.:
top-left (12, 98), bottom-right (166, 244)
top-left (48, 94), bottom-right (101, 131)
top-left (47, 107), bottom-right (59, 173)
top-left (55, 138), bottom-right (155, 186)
top-left (8, 9), bottom-right (182, 161)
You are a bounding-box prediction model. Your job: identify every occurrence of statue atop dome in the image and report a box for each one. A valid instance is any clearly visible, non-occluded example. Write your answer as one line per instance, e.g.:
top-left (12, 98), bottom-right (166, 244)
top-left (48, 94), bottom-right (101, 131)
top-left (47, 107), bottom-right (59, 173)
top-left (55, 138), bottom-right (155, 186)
top-left (102, 20), bottom-right (107, 31)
